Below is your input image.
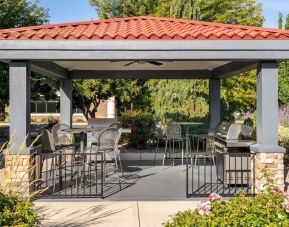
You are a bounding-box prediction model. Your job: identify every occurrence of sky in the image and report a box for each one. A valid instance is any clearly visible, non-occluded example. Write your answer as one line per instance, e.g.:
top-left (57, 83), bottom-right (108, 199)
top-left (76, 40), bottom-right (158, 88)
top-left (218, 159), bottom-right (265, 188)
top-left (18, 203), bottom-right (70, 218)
top-left (39, 0), bottom-right (289, 28)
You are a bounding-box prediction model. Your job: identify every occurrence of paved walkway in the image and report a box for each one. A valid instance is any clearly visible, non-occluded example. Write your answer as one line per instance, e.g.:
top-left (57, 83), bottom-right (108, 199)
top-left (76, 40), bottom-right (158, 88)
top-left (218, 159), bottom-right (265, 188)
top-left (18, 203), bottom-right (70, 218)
top-left (34, 201), bottom-right (198, 227)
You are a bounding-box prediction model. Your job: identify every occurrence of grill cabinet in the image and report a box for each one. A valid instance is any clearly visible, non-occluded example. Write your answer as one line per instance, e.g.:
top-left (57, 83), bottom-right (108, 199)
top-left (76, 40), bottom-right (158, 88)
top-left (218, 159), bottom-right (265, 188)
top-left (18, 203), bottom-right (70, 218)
top-left (214, 123), bottom-right (255, 185)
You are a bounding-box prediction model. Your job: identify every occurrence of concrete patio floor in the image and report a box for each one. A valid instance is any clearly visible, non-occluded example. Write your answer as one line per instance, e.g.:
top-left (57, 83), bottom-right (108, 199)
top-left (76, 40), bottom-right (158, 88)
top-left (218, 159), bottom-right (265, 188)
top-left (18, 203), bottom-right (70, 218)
top-left (34, 160), bottom-right (201, 226)
top-left (34, 200), bottom-right (199, 227)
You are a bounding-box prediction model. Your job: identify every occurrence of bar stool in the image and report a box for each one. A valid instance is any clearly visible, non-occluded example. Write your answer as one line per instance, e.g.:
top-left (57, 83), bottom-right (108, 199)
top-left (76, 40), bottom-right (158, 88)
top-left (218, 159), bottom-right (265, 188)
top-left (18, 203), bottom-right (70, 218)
top-left (162, 122), bottom-right (184, 166)
top-left (194, 136), bottom-right (216, 166)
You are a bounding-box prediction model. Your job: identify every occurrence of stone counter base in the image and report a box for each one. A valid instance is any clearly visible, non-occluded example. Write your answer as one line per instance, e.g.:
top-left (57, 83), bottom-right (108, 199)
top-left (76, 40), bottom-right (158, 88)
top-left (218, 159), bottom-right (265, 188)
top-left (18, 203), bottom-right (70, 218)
top-left (253, 153), bottom-right (284, 194)
top-left (3, 154), bottom-right (35, 197)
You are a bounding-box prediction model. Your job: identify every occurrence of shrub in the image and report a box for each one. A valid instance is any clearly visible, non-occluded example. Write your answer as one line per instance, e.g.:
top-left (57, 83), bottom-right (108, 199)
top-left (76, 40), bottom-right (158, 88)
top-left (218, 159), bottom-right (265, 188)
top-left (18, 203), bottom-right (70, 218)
top-left (119, 110), bottom-right (155, 147)
top-left (0, 137), bottom-right (42, 226)
top-left (279, 126), bottom-right (289, 152)
top-left (0, 191), bottom-right (40, 226)
top-left (279, 107), bottom-right (289, 127)
top-left (164, 190), bottom-right (289, 227)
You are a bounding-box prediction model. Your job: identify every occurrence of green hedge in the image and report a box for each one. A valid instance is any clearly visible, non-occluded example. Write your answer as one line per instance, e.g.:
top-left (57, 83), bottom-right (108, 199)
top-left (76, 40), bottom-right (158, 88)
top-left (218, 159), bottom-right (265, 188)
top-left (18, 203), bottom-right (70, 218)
top-left (0, 190), bottom-right (40, 226)
top-left (119, 110), bottom-right (155, 148)
top-left (164, 189), bottom-right (289, 227)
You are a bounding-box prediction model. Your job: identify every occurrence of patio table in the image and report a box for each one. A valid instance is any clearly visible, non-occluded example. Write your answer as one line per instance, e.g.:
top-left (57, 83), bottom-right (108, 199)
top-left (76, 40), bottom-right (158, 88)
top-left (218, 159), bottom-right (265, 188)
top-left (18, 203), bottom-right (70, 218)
top-left (62, 128), bottom-right (103, 153)
top-left (62, 127), bottom-right (132, 153)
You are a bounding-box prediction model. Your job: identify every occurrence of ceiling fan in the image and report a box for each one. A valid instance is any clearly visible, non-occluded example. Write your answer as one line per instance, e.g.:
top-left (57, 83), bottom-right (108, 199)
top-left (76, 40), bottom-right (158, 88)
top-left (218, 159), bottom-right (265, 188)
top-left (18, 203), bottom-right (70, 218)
top-left (111, 60), bottom-right (167, 67)
top-left (124, 61), bottom-right (163, 67)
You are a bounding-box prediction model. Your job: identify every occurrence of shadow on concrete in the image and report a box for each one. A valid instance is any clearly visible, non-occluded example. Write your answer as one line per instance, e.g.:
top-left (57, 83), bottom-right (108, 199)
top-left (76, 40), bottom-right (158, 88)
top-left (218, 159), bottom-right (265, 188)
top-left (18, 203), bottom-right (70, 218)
top-left (36, 202), bottom-right (132, 226)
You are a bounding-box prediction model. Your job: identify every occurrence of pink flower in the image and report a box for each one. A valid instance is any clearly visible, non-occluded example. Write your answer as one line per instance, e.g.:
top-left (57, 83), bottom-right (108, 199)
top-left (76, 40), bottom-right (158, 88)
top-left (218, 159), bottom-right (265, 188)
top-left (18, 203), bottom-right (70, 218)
top-left (198, 201), bottom-right (212, 216)
top-left (208, 193), bottom-right (222, 202)
top-left (272, 187), bottom-right (283, 194)
top-left (283, 199), bottom-right (289, 213)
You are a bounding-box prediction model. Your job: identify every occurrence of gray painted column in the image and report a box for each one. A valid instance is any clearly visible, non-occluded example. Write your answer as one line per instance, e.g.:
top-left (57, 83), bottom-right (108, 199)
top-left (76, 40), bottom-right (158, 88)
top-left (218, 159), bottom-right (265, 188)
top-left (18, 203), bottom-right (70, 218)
top-left (9, 61), bottom-right (31, 154)
top-left (209, 78), bottom-right (221, 132)
top-left (60, 79), bottom-right (72, 127)
top-left (251, 62), bottom-right (284, 153)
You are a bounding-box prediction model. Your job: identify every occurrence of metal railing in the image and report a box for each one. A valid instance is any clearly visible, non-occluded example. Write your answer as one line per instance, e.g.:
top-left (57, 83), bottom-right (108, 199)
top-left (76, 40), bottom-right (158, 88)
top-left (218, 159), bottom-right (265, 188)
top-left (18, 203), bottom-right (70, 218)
top-left (186, 149), bottom-right (255, 197)
top-left (34, 152), bottom-right (104, 198)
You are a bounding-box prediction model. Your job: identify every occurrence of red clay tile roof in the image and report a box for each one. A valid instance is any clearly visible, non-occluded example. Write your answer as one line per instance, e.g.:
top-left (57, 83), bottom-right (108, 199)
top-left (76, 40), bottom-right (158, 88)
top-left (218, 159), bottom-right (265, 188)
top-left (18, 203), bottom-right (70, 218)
top-left (1, 16), bottom-right (289, 40)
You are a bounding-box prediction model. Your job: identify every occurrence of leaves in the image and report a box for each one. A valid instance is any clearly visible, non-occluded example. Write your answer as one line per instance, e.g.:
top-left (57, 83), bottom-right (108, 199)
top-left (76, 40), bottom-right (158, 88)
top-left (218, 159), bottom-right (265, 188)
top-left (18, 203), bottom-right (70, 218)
top-left (89, 0), bottom-right (264, 120)
top-left (149, 79), bottom-right (209, 123)
top-left (89, 0), bottom-right (162, 18)
top-left (164, 191), bottom-right (289, 227)
top-left (0, 0), bottom-right (49, 118)
top-left (0, 190), bottom-right (40, 226)
top-left (222, 71), bottom-right (257, 114)
top-left (0, 0), bottom-right (49, 29)
top-left (73, 79), bottom-right (145, 119)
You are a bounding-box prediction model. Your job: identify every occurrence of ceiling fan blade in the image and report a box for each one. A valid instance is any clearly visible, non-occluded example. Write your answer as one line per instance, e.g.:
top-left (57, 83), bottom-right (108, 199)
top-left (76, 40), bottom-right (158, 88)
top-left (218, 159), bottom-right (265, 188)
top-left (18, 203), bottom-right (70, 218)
top-left (124, 61), bottom-right (136, 67)
top-left (147, 61), bottom-right (163, 66)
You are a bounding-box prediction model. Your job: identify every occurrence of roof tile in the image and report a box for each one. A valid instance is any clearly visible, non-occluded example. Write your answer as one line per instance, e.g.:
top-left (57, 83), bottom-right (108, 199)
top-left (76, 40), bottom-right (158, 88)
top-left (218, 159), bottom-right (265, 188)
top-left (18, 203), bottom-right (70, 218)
top-left (0, 16), bottom-right (289, 41)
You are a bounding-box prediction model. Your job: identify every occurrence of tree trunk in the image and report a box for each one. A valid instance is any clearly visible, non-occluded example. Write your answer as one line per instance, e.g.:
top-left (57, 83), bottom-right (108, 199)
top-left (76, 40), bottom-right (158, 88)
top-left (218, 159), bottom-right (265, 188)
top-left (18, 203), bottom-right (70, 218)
top-left (74, 95), bottom-right (101, 120)
top-left (0, 106), bottom-right (6, 121)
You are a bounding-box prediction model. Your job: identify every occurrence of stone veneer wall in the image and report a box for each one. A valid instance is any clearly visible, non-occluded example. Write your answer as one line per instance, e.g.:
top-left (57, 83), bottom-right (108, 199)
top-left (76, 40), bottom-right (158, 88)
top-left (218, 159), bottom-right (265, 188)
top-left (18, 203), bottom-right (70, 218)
top-left (253, 152), bottom-right (285, 193)
top-left (3, 154), bottom-right (35, 197)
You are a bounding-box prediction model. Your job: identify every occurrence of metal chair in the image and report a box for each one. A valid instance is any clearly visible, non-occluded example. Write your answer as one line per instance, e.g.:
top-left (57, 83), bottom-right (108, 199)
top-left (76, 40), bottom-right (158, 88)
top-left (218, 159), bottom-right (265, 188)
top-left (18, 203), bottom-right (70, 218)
top-left (162, 122), bottom-right (184, 166)
top-left (108, 122), bottom-right (124, 177)
top-left (194, 136), bottom-right (216, 166)
top-left (41, 129), bottom-right (80, 193)
top-left (51, 123), bottom-right (75, 149)
top-left (86, 127), bottom-right (122, 189)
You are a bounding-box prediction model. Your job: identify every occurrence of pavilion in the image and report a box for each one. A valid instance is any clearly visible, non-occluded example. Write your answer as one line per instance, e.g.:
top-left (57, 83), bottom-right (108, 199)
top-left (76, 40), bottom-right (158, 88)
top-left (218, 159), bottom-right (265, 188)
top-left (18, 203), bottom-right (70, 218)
top-left (0, 16), bottom-right (288, 194)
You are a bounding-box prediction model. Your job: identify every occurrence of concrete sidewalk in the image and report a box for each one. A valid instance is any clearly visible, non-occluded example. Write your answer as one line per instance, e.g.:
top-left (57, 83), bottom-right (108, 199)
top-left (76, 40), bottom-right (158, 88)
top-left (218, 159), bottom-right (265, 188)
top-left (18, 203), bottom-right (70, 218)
top-left (34, 200), bottom-right (199, 227)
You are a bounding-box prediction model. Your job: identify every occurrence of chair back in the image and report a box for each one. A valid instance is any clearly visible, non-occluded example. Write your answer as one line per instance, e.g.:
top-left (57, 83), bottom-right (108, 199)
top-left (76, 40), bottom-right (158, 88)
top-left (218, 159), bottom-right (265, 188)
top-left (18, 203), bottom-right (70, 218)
top-left (97, 127), bottom-right (119, 151)
top-left (51, 123), bottom-right (71, 145)
top-left (166, 123), bottom-right (182, 140)
top-left (41, 129), bottom-right (55, 152)
top-left (109, 122), bottom-right (122, 137)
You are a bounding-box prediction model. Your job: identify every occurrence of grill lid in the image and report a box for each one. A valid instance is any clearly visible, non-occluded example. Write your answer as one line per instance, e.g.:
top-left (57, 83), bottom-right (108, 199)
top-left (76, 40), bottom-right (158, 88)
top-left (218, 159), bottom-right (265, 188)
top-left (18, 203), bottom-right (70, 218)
top-left (227, 124), bottom-right (252, 140)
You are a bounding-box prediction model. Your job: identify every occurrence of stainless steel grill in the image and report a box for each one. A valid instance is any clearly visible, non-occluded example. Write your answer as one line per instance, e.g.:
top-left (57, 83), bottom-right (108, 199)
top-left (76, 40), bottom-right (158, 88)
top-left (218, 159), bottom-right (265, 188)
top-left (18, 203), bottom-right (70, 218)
top-left (214, 122), bottom-right (254, 151)
top-left (213, 122), bottom-right (255, 186)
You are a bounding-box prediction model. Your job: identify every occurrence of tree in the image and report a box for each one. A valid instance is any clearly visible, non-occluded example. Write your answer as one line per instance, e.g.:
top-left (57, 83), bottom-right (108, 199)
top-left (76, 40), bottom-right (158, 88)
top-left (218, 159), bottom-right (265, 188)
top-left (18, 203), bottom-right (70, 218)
top-left (0, 0), bottom-right (49, 119)
top-left (90, 0), bottom-right (264, 26)
top-left (278, 13), bottom-right (289, 107)
top-left (89, 0), bottom-right (162, 19)
top-left (30, 75), bottom-right (59, 101)
top-left (198, 0), bottom-right (264, 26)
top-left (222, 71), bottom-right (256, 114)
top-left (73, 79), bottom-right (144, 119)
top-left (149, 80), bottom-right (209, 123)
top-left (90, 0), bottom-right (265, 119)
top-left (168, 0), bottom-right (263, 116)
top-left (170, 0), bottom-right (201, 20)
top-left (278, 61), bottom-right (289, 107)
top-left (286, 14), bottom-right (289, 29)
top-left (279, 12), bottom-right (283, 29)
top-left (0, 0), bottom-right (49, 29)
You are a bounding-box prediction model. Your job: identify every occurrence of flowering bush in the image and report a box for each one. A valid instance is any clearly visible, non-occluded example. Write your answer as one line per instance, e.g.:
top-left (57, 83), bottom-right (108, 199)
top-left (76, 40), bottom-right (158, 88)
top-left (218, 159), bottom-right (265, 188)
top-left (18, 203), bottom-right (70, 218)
top-left (198, 201), bottom-right (212, 216)
top-left (164, 190), bottom-right (289, 227)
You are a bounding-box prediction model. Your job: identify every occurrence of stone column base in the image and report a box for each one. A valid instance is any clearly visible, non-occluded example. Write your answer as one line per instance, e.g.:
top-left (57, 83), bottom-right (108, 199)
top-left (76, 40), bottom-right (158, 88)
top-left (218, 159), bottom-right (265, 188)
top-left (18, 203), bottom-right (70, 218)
top-left (3, 154), bottom-right (35, 197)
top-left (253, 152), bottom-right (284, 193)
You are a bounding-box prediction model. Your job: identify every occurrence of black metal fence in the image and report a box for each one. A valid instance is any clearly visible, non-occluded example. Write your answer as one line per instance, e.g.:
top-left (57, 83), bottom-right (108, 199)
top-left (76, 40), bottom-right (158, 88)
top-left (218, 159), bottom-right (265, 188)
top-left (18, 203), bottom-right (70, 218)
top-left (31, 101), bottom-right (82, 114)
top-left (34, 152), bottom-right (105, 198)
top-left (186, 152), bottom-right (255, 197)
